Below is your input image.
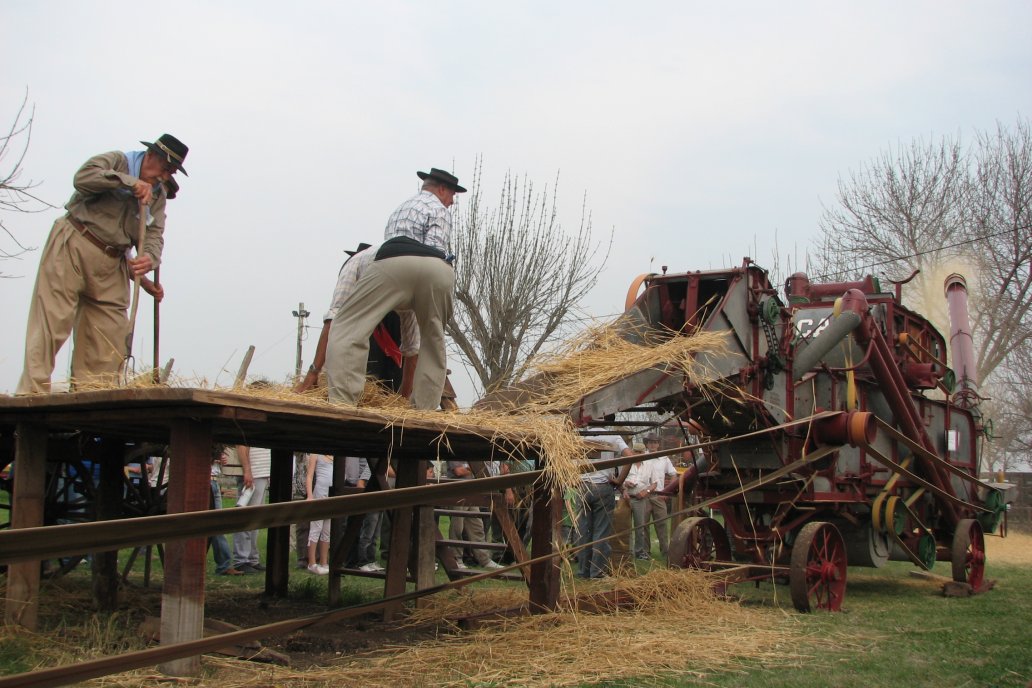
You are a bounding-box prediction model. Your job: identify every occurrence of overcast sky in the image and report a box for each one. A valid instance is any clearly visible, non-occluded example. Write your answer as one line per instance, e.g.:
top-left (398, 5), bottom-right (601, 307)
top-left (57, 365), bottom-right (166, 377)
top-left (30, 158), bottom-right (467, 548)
top-left (2, 1), bottom-right (1030, 404)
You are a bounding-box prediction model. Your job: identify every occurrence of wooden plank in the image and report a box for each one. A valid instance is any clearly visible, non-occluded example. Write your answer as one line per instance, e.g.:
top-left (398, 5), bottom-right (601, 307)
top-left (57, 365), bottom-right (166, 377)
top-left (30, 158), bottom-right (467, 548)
top-left (0, 388), bottom-right (542, 464)
top-left (265, 449), bottom-right (293, 598)
top-left (4, 422), bottom-right (47, 629)
top-left (414, 500), bottom-right (436, 605)
top-left (490, 493), bottom-right (531, 580)
top-left (159, 418), bottom-right (212, 677)
top-left (529, 481), bottom-right (561, 613)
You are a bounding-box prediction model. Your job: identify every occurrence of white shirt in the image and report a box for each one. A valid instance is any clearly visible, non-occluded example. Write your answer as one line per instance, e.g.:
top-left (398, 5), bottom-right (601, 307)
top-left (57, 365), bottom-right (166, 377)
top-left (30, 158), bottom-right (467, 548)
top-left (582, 433), bottom-right (628, 484)
top-left (644, 456), bottom-right (677, 490)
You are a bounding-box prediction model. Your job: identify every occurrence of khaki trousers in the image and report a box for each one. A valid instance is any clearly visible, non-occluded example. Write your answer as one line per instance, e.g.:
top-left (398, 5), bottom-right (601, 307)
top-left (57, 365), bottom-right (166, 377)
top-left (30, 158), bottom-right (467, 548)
top-left (325, 255), bottom-right (454, 410)
top-left (17, 218), bottom-right (130, 394)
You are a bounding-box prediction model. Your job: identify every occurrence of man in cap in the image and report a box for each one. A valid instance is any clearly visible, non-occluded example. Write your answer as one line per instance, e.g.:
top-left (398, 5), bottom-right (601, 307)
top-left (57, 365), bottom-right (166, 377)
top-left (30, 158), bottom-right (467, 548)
top-left (325, 167), bottom-right (465, 410)
top-left (17, 134), bottom-right (188, 393)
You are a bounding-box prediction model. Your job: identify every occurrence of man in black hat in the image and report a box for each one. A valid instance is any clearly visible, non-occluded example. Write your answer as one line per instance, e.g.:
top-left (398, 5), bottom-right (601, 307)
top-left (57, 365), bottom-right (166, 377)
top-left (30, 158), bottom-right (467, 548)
top-left (325, 168), bottom-right (465, 410)
top-left (17, 134), bottom-right (188, 393)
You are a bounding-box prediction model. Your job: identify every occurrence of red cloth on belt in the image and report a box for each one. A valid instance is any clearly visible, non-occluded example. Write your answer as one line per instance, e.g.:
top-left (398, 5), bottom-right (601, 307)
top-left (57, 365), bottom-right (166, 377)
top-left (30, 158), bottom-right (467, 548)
top-left (372, 324), bottom-right (403, 367)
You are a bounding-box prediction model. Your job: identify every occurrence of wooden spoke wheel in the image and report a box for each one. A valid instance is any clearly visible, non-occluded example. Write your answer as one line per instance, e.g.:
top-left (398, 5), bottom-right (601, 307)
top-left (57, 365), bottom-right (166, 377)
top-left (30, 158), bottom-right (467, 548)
top-left (790, 521), bottom-right (847, 612)
top-left (41, 458), bottom-right (99, 577)
top-left (951, 518), bottom-right (985, 590)
top-left (667, 516), bottom-right (731, 569)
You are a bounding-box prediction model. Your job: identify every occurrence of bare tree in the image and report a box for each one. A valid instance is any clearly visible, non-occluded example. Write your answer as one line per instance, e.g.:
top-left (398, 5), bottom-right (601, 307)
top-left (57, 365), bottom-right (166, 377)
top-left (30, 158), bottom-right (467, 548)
top-left (981, 341), bottom-right (1032, 473)
top-left (447, 162), bottom-right (611, 395)
top-left (812, 118), bottom-right (1032, 472)
top-left (964, 118), bottom-right (1032, 382)
top-left (1, 90), bottom-right (51, 276)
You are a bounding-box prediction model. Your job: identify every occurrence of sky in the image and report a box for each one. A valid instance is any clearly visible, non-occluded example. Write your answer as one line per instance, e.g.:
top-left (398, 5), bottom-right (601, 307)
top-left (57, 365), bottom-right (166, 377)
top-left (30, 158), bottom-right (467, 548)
top-left (2, 1), bottom-right (1031, 405)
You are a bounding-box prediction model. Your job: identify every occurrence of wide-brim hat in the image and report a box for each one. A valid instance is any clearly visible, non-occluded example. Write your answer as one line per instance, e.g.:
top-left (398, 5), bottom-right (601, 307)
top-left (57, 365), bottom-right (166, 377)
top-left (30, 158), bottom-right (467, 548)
top-left (140, 133), bottom-right (189, 176)
top-left (417, 167), bottom-right (466, 193)
top-left (345, 242), bottom-right (373, 257)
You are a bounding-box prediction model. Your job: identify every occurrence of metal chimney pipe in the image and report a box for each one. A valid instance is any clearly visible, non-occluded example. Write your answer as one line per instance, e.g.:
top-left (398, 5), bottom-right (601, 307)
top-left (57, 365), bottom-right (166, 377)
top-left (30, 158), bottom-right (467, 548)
top-left (944, 274), bottom-right (978, 406)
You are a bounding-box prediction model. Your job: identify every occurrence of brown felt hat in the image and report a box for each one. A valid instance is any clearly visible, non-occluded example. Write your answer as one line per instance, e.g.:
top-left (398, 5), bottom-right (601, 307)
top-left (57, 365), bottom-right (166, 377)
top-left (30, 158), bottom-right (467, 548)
top-left (417, 167), bottom-right (466, 193)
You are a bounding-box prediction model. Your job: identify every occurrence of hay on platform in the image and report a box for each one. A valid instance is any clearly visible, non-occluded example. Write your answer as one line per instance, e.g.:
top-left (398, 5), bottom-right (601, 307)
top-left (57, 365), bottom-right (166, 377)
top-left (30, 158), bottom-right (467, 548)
top-left (494, 323), bottom-right (734, 415)
top-left (65, 373), bottom-right (591, 494)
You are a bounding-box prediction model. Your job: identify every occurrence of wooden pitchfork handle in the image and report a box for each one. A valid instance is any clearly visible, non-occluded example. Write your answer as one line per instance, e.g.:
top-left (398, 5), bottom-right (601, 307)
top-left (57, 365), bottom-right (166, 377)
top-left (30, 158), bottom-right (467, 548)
top-left (152, 266), bottom-right (161, 384)
top-left (125, 199), bottom-right (147, 362)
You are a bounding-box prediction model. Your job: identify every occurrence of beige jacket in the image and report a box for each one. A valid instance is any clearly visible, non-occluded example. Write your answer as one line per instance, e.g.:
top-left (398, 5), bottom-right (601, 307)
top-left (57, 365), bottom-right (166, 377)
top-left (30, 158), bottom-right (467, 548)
top-left (64, 151), bottom-right (167, 265)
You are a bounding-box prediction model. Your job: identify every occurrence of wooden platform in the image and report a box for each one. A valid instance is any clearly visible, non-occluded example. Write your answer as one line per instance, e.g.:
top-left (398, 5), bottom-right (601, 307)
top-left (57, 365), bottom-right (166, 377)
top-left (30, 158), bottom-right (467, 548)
top-left (0, 387), bottom-right (523, 460)
top-left (0, 388), bottom-right (558, 677)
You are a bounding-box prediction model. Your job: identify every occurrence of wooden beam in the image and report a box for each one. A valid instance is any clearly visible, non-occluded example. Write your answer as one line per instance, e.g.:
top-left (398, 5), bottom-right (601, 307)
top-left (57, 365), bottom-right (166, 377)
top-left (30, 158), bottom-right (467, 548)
top-left (529, 481), bottom-right (561, 613)
top-left (159, 419), bottom-right (212, 677)
top-left (4, 422), bottom-right (46, 629)
top-left (265, 449), bottom-right (293, 598)
top-left (91, 439), bottom-right (124, 611)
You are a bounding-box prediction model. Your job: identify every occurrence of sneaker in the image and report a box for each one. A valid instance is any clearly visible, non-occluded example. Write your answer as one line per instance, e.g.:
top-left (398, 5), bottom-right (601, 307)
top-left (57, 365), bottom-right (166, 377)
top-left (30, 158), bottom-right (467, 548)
top-left (453, 559), bottom-right (468, 570)
top-left (249, 562), bottom-right (266, 571)
top-left (359, 562), bottom-right (385, 572)
top-left (482, 560), bottom-right (504, 570)
top-left (235, 563), bottom-right (257, 574)
top-left (218, 567), bottom-right (245, 576)
top-left (308, 563), bottom-right (328, 575)
top-left (636, 553), bottom-right (652, 561)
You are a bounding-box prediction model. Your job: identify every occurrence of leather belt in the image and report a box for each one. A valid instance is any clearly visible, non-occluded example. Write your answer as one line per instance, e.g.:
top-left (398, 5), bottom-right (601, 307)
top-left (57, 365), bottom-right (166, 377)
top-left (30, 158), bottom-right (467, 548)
top-left (67, 216), bottom-right (126, 258)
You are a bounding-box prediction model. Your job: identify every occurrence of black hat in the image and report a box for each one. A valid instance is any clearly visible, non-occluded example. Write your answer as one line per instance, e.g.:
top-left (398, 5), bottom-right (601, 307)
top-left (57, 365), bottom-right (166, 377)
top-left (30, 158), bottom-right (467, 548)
top-left (140, 133), bottom-right (189, 176)
top-left (417, 167), bottom-right (466, 193)
top-left (345, 242), bottom-right (373, 257)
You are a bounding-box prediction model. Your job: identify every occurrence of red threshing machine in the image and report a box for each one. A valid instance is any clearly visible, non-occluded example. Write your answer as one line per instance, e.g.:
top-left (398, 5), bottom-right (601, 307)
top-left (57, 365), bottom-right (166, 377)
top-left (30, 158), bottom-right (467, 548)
top-left (568, 259), bottom-right (1005, 612)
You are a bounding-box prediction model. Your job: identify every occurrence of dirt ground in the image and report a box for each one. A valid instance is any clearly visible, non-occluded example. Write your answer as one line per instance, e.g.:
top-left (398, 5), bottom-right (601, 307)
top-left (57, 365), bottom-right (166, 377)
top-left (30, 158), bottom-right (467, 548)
top-left (202, 588), bottom-right (445, 668)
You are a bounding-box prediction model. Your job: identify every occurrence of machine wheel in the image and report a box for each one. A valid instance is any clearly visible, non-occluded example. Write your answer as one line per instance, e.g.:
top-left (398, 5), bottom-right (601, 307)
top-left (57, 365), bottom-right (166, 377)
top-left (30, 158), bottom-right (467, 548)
top-left (790, 521), bottom-right (847, 612)
top-left (951, 518), bottom-right (985, 589)
top-left (667, 517), bottom-right (731, 569)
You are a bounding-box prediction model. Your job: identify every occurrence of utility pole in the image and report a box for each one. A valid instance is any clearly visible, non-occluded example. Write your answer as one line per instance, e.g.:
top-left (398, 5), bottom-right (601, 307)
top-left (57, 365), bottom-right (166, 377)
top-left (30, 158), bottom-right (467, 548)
top-left (292, 302), bottom-right (310, 380)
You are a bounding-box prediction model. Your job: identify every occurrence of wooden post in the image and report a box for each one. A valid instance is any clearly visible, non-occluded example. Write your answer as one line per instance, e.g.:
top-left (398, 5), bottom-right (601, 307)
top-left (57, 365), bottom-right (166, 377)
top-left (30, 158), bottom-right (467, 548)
top-left (265, 449), bottom-right (293, 598)
top-left (91, 439), bottom-right (124, 610)
top-left (413, 501), bottom-right (436, 598)
top-left (159, 419), bottom-right (212, 677)
top-left (4, 422), bottom-right (47, 629)
top-left (327, 451), bottom-right (346, 605)
top-left (383, 459), bottom-right (426, 620)
top-left (529, 480), bottom-right (561, 613)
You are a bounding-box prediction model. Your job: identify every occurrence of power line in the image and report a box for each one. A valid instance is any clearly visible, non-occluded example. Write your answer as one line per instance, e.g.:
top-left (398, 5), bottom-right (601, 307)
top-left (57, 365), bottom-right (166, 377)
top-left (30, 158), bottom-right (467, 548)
top-left (813, 224), bottom-right (1026, 282)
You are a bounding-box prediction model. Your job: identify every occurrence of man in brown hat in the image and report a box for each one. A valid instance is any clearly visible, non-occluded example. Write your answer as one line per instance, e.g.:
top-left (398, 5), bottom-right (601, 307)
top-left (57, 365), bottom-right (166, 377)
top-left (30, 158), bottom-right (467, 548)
top-left (17, 134), bottom-right (188, 393)
top-left (325, 167), bottom-right (465, 410)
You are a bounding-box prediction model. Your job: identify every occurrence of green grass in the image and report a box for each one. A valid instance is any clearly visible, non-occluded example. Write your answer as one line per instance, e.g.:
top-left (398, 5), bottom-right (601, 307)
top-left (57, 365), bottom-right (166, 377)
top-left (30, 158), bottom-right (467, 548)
top-left (591, 559), bottom-right (1031, 688)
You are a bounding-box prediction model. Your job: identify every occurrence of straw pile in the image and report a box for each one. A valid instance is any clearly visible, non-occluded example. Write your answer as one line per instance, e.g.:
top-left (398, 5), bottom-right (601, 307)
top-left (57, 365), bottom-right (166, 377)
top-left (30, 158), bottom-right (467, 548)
top-left (196, 570), bottom-right (818, 687)
top-left (492, 323), bottom-right (732, 415)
